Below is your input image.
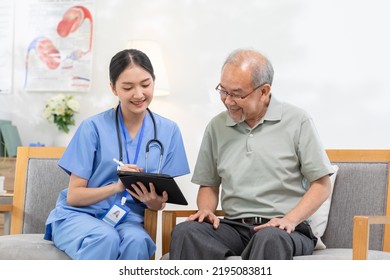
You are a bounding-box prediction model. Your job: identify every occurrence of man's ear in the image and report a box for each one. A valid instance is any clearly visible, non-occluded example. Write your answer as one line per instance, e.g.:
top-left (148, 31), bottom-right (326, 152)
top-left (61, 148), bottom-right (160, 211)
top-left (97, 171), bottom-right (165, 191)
top-left (261, 84), bottom-right (271, 96)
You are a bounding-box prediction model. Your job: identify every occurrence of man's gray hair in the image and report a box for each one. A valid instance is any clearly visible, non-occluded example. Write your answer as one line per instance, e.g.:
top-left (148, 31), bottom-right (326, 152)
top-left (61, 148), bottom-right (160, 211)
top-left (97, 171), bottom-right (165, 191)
top-left (222, 48), bottom-right (274, 86)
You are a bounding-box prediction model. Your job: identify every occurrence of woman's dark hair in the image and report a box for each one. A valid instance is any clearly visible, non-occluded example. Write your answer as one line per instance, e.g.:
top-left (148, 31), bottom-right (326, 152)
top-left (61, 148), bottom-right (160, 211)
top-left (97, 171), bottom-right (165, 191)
top-left (109, 49), bottom-right (155, 85)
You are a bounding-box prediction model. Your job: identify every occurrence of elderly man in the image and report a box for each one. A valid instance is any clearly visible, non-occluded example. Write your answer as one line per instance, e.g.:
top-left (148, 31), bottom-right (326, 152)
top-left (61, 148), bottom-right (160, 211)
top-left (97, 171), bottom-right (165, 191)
top-left (170, 48), bottom-right (334, 260)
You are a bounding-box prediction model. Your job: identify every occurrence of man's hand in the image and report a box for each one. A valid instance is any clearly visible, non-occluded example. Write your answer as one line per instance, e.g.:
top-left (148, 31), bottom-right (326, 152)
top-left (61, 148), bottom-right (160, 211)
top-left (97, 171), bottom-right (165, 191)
top-left (187, 209), bottom-right (220, 229)
top-left (253, 217), bottom-right (297, 234)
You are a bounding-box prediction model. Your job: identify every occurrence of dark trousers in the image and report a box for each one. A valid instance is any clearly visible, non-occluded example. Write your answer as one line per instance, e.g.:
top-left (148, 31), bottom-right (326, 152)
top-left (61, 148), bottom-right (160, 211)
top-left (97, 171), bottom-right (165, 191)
top-left (169, 219), bottom-right (316, 260)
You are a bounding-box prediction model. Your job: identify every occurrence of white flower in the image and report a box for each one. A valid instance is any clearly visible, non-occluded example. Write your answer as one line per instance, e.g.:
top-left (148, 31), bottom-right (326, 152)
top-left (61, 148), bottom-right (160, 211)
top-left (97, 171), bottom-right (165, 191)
top-left (67, 99), bottom-right (80, 112)
top-left (43, 94), bottom-right (80, 133)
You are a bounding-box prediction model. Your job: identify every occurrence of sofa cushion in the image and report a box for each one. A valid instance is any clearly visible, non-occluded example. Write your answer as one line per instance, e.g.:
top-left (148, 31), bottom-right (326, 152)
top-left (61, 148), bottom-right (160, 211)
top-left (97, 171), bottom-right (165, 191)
top-left (223, 249), bottom-right (390, 260)
top-left (0, 234), bottom-right (70, 260)
top-left (163, 249), bottom-right (390, 260)
top-left (23, 158), bottom-right (69, 233)
top-left (322, 162), bottom-right (388, 250)
top-left (294, 248), bottom-right (390, 260)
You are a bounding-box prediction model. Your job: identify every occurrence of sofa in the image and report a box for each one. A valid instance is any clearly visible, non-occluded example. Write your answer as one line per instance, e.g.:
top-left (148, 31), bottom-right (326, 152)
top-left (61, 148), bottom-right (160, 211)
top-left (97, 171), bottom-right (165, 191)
top-left (0, 146), bottom-right (158, 260)
top-left (161, 150), bottom-right (390, 260)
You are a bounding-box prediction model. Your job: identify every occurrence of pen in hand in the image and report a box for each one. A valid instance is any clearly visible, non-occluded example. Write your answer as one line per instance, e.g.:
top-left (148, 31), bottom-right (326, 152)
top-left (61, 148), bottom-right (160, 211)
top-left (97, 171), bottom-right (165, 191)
top-left (113, 158), bottom-right (125, 166)
top-left (113, 158), bottom-right (143, 172)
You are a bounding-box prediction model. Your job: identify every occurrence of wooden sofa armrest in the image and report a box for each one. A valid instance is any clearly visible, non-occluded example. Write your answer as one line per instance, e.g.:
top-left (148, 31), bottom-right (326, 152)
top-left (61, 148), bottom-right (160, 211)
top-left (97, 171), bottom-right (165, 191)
top-left (144, 208), bottom-right (158, 260)
top-left (144, 208), bottom-right (158, 244)
top-left (353, 215), bottom-right (390, 260)
top-left (162, 210), bottom-right (224, 255)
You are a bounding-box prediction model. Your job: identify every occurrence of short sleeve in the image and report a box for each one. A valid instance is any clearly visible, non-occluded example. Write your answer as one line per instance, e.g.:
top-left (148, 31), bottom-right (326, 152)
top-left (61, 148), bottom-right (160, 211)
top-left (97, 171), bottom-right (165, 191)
top-left (297, 117), bottom-right (333, 182)
top-left (58, 120), bottom-right (98, 180)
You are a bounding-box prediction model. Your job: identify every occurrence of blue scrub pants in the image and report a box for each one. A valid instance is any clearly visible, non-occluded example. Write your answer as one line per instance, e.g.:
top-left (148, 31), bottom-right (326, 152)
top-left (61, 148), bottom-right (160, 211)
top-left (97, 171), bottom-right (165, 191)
top-left (51, 212), bottom-right (155, 260)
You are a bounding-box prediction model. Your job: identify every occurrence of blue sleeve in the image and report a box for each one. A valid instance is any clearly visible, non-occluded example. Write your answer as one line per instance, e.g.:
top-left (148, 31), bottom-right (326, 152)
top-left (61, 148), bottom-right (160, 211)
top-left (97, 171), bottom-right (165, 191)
top-left (58, 120), bottom-right (98, 180)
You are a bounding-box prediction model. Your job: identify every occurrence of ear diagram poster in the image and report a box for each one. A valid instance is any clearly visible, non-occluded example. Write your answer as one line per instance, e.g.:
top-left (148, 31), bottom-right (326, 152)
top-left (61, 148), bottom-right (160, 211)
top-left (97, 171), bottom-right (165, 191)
top-left (23, 0), bottom-right (94, 92)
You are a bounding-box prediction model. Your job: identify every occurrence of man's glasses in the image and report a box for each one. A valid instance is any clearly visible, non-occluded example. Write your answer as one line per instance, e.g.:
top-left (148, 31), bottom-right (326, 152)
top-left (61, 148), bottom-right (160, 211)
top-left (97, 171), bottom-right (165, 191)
top-left (215, 83), bottom-right (263, 100)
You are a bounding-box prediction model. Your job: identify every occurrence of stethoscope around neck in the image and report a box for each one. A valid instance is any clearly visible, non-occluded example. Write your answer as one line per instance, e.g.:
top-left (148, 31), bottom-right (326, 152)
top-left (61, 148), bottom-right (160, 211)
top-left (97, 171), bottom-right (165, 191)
top-left (115, 103), bottom-right (164, 173)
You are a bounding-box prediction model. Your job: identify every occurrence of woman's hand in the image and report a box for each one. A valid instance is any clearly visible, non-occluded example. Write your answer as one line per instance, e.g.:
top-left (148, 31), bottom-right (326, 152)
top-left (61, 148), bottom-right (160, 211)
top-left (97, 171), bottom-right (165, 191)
top-left (118, 164), bottom-right (143, 172)
top-left (116, 164), bottom-right (142, 193)
top-left (127, 181), bottom-right (168, 211)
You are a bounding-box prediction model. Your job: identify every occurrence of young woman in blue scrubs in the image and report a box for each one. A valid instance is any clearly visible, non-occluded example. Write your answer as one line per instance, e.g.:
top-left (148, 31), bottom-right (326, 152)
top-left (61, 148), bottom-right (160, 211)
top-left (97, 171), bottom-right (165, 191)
top-left (44, 49), bottom-right (190, 260)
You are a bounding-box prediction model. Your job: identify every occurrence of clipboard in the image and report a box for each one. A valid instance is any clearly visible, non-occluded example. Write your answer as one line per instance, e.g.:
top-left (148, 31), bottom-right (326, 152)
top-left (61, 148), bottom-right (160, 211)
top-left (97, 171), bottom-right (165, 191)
top-left (117, 170), bottom-right (188, 205)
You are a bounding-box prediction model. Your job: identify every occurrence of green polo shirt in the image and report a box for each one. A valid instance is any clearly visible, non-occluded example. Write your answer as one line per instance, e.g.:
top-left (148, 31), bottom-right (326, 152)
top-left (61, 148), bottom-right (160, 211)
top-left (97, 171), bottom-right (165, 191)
top-left (191, 95), bottom-right (333, 220)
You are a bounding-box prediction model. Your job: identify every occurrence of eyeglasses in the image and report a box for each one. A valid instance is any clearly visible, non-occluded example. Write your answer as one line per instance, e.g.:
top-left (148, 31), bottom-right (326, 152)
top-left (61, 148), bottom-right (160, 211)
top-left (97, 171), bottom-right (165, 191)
top-left (215, 83), bottom-right (263, 100)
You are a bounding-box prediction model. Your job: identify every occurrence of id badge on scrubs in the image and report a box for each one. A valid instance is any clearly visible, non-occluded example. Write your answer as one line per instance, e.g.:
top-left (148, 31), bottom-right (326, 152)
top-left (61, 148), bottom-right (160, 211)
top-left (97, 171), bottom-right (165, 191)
top-left (101, 200), bottom-right (129, 227)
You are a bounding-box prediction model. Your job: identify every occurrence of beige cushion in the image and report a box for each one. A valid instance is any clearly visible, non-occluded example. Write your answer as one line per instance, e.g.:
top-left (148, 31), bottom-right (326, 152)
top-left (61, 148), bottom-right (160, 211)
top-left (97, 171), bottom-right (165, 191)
top-left (294, 248), bottom-right (390, 260)
top-left (0, 234), bottom-right (70, 260)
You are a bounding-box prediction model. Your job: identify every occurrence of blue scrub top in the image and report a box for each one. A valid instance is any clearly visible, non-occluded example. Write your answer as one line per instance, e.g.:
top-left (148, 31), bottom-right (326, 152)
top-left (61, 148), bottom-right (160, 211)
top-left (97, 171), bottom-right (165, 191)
top-left (44, 108), bottom-right (190, 240)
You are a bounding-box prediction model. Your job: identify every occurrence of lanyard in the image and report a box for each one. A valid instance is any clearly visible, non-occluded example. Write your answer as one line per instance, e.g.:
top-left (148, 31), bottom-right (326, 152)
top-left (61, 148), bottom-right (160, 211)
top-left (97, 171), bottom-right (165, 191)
top-left (117, 106), bottom-right (147, 203)
top-left (115, 104), bottom-right (164, 173)
top-left (118, 105), bottom-right (146, 165)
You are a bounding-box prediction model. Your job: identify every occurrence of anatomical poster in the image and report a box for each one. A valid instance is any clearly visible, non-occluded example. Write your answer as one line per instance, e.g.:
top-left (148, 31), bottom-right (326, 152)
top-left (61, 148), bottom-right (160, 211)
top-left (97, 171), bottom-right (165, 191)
top-left (24, 0), bottom-right (94, 92)
top-left (0, 0), bottom-right (14, 95)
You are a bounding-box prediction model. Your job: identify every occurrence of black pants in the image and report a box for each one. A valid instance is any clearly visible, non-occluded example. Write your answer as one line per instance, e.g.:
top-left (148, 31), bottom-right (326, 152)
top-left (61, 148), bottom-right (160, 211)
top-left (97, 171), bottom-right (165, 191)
top-left (169, 219), bottom-right (316, 260)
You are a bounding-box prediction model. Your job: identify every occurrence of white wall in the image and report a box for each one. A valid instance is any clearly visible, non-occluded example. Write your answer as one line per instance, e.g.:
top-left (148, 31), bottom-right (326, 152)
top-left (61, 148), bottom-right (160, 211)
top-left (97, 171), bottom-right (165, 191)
top-left (1, 0), bottom-right (390, 257)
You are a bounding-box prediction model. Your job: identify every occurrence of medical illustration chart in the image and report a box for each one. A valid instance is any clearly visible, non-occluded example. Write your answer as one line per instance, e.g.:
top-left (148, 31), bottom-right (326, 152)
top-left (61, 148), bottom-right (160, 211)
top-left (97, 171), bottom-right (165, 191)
top-left (24, 0), bottom-right (94, 92)
top-left (0, 0), bottom-right (14, 95)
